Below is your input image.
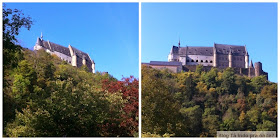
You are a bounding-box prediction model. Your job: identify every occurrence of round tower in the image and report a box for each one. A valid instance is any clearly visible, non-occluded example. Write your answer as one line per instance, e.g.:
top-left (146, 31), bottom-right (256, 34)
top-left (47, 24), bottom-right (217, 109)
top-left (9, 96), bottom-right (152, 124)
top-left (254, 62), bottom-right (262, 77)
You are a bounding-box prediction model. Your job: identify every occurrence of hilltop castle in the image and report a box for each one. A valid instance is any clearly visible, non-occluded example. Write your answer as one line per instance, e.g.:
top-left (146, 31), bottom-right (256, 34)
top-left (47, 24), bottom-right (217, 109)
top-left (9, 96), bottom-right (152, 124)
top-left (33, 34), bottom-right (95, 73)
top-left (143, 41), bottom-right (268, 79)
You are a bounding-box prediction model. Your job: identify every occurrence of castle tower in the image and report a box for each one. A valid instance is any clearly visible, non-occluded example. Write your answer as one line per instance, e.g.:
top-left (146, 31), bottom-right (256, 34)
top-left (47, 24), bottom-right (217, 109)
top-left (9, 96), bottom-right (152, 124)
top-left (228, 48), bottom-right (232, 67)
top-left (254, 62), bottom-right (262, 77)
top-left (248, 60), bottom-right (254, 77)
top-left (213, 43), bottom-right (217, 67)
top-left (245, 46), bottom-right (249, 68)
top-left (68, 44), bottom-right (77, 67)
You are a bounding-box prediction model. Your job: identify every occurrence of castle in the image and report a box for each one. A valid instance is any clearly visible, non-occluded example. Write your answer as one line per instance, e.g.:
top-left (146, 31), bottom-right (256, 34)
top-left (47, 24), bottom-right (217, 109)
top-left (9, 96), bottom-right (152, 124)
top-left (143, 42), bottom-right (268, 79)
top-left (33, 34), bottom-right (95, 73)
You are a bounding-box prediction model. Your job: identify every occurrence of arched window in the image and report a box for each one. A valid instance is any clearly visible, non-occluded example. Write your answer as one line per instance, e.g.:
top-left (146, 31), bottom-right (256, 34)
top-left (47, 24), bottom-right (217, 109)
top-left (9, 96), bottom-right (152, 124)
top-left (205, 60), bottom-right (208, 63)
top-left (201, 60), bottom-right (203, 62)
top-left (196, 60), bottom-right (198, 62)
top-left (210, 60), bottom-right (213, 63)
top-left (191, 59), bottom-right (194, 62)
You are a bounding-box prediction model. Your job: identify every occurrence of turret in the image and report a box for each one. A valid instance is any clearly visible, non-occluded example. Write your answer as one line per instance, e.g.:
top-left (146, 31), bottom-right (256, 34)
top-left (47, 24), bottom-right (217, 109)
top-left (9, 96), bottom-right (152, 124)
top-left (249, 60), bottom-right (254, 68)
top-left (168, 46), bottom-right (175, 62)
top-left (34, 37), bottom-right (43, 50)
top-left (92, 61), bottom-right (95, 73)
top-left (248, 59), bottom-right (254, 77)
top-left (245, 45), bottom-right (249, 68)
top-left (87, 53), bottom-right (96, 74)
top-left (228, 48), bottom-right (232, 67)
top-left (213, 43), bottom-right (217, 67)
top-left (68, 44), bottom-right (77, 67)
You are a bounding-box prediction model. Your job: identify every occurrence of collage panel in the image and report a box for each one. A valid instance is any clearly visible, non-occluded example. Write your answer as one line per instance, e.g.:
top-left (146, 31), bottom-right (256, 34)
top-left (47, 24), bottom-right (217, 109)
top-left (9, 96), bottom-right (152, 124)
top-left (141, 2), bottom-right (277, 138)
top-left (3, 2), bottom-right (139, 137)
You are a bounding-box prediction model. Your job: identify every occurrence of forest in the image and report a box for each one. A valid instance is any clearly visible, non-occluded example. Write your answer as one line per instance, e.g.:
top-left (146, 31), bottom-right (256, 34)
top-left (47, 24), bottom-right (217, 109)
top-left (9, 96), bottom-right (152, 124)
top-left (142, 65), bottom-right (277, 137)
top-left (3, 6), bottom-right (138, 137)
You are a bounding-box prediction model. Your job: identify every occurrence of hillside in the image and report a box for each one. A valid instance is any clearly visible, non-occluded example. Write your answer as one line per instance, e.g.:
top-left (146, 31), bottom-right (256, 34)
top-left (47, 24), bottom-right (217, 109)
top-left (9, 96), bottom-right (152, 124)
top-left (141, 65), bottom-right (277, 137)
top-left (3, 49), bottom-right (139, 137)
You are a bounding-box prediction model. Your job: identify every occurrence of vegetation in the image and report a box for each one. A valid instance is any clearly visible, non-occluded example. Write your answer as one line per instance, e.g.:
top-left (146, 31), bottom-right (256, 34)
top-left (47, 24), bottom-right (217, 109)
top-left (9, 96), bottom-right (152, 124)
top-left (3, 6), bottom-right (138, 137)
top-left (142, 65), bottom-right (277, 137)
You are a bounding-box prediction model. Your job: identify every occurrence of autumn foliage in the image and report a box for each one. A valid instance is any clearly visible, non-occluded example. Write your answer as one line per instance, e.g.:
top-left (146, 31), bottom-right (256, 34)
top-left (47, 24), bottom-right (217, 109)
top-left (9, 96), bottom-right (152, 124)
top-left (142, 65), bottom-right (277, 137)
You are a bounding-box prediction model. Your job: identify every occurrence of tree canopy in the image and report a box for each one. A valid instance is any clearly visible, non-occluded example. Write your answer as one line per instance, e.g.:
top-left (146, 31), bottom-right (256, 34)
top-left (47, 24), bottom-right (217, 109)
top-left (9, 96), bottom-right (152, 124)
top-left (142, 65), bottom-right (277, 137)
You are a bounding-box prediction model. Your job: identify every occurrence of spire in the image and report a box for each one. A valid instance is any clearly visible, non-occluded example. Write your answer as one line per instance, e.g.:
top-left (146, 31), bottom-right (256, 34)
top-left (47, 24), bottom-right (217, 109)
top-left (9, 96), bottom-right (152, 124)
top-left (178, 38), bottom-right (180, 48)
top-left (249, 59), bottom-right (254, 68)
top-left (40, 32), bottom-right (43, 40)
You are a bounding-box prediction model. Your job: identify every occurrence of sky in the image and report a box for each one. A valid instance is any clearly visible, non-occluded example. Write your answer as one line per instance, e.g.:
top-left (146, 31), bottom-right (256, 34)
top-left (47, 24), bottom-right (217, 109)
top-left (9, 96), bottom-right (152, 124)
top-left (142, 3), bottom-right (278, 83)
top-left (4, 3), bottom-right (139, 80)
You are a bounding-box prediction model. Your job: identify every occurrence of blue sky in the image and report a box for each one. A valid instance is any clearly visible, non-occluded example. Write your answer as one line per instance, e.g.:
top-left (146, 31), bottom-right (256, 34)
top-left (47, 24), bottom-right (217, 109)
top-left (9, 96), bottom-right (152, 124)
top-left (4, 3), bottom-right (139, 80)
top-left (142, 3), bottom-right (277, 83)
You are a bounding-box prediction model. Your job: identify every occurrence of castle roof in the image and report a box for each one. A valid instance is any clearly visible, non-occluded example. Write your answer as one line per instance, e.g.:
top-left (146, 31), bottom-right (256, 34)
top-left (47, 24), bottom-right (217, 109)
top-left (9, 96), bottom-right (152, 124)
top-left (42, 40), bottom-right (71, 56)
top-left (36, 38), bottom-right (93, 72)
top-left (215, 43), bottom-right (246, 56)
top-left (170, 43), bottom-right (246, 56)
top-left (171, 46), bottom-right (213, 56)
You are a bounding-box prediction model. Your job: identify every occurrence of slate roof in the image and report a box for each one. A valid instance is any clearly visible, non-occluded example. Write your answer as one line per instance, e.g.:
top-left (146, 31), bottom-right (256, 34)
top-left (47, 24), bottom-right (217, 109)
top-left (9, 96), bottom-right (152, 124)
top-left (71, 46), bottom-right (91, 62)
top-left (171, 46), bottom-right (213, 56)
top-left (215, 43), bottom-right (246, 56)
top-left (150, 61), bottom-right (182, 66)
top-left (41, 40), bottom-right (71, 56)
top-left (171, 43), bottom-right (246, 56)
top-left (186, 47), bottom-right (213, 56)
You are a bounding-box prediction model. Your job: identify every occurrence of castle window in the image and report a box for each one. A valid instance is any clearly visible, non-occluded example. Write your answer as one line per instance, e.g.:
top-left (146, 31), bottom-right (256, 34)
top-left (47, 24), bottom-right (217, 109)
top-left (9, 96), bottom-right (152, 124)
top-left (201, 60), bottom-right (203, 62)
top-left (191, 59), bottom-right (194, 62)
top-left (196, 60), bottom-right (198, 62)
top-left (206, 60), bottom-right (208, 63)
top-left (210, 60), bottom-right (213, 63)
